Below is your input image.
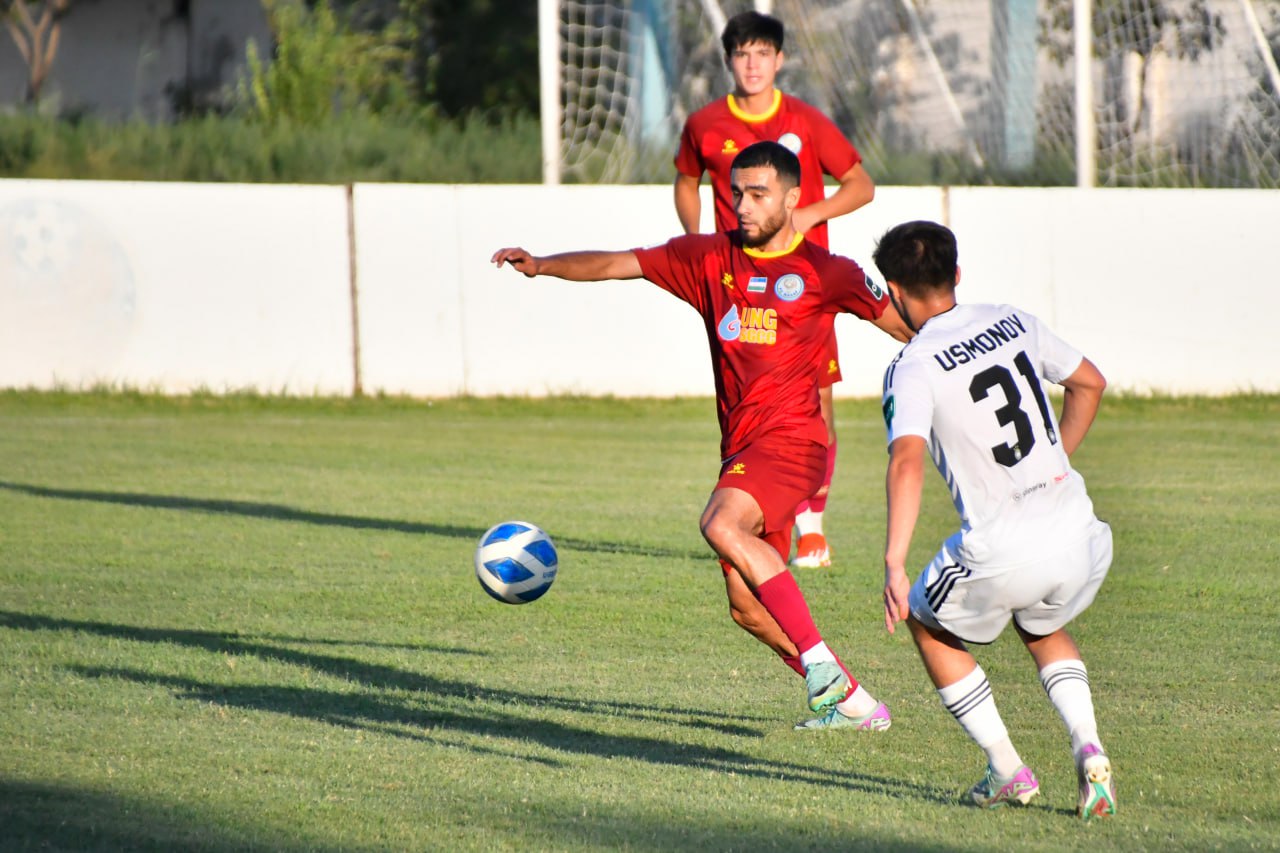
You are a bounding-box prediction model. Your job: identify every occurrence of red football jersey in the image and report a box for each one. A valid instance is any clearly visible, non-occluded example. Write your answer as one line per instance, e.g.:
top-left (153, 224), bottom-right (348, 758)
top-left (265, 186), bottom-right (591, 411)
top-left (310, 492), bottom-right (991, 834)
top-left (675, 91), bottom-right (861, 250)
top-left (633, 232), bottom-right (887, 459)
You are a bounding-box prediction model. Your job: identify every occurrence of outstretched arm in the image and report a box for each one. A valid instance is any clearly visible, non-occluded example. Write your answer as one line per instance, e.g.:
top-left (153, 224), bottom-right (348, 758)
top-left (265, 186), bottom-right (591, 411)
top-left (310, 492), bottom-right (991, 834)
top-left (1057, 356), bottom-right (1106, 456)
top-left (673, 173), bottom-right (703, 235)
top-left (884, 434), bottom-right (927, 634)
top-left (870, 299), bottom-right (913, 342)
top-left (791, 163), bottom-right (875, 235)
top-left (491, 248), bottom-right (644, 282)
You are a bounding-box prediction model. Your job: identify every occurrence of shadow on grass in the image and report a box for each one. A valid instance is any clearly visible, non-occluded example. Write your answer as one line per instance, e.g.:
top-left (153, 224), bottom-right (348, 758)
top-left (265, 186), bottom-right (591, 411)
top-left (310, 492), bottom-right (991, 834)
top-left (75, 663), bottom-right (960, 808)
top-left (0, 609), bottom-right (764, 736)
top-left (0, 778), bottom-right (314, 852)
top-left (0, 775), bottom-right (973, 852)
top-left (3, 609), bottom-right (958, 805)
top-left (0, 479), bottom-right (707, 560)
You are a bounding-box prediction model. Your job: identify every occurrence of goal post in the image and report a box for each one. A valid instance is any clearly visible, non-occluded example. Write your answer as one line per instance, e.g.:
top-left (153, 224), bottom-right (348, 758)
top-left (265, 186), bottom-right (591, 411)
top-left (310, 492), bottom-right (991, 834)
top-left (545, 0), bottom-right (1280, 188)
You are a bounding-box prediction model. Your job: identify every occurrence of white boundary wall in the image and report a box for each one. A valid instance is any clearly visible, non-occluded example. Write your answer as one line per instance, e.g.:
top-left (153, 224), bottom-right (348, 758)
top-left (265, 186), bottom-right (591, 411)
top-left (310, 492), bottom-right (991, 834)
top-left (2, 179), bottom-right (1277, 397)
top-left (0, 180), bottom-right (354, 394)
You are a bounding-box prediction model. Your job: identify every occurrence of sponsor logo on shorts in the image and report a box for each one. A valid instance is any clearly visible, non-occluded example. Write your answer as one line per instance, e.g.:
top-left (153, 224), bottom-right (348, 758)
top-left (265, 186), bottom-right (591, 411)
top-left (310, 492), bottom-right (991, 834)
top-left (774, 273), bottom-right (804, 302)
top-left (717, 305), bottom-right (777, 345)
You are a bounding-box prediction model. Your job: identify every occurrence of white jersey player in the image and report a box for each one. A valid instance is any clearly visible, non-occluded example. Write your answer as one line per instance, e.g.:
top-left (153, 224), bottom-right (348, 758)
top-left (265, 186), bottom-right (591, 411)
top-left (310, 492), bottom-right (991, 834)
top-left (873, 221), bottom-right (1117, 820)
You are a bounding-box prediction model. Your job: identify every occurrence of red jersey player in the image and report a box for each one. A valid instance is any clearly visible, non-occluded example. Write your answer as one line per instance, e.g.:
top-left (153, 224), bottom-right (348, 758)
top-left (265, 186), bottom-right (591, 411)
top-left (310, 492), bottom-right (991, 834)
top-left (674, 11), bottom-right (875, 570)
top-left (493, 142), bottom-right (910, 730)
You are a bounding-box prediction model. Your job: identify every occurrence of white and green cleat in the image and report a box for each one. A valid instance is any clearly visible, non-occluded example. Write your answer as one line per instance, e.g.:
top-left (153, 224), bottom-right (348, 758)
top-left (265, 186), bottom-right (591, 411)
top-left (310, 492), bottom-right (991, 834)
top-left (794, 702), bottom-right (892, 731)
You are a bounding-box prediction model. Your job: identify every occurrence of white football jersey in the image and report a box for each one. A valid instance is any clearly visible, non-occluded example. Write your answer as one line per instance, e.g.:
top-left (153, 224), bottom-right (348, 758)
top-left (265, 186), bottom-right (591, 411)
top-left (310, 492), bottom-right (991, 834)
top-left (883, 303), bottom-right (1097, 569)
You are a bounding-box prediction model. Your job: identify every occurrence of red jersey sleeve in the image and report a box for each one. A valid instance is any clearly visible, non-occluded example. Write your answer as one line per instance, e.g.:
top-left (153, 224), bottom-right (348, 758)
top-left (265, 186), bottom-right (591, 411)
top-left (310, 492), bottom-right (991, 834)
top-left (816, 253), bottom-right (888, 321)
top-left (632, 233), bottom-right (724, 314)
top-left (795, 99), bottom-right (861, 178)
top-left (674, 115), bottom-right (706, 179)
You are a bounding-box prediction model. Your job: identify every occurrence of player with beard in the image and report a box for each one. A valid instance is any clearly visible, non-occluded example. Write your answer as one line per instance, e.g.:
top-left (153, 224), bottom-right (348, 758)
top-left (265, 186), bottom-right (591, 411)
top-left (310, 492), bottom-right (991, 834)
top-left (675, 10), bottom-right (875, 570)
top-left (492, 141), bottom-right (909, 728)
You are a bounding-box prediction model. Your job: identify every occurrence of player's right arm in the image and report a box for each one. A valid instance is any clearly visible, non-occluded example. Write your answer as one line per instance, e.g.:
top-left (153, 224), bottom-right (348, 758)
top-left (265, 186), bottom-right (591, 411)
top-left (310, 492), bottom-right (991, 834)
top-left (673, 173), bottom-right (704, 235)
top-left (491, 248), bottom-right (643, 282)
top-left (884, 433), bottom-right (927, 634)
top-left (1057, 356), bottom-right (1106, 457)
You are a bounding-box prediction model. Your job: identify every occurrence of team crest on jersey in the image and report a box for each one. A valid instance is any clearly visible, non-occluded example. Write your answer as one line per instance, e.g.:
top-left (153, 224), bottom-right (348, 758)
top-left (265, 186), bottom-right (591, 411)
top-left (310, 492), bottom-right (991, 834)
top-left (774, 273), bottom-right (804, 302)
top-left (747, 276), bottom-right (767, 293)
top-left (777, 132), bottom-right (802, 154)
top-left (864, 274), bottom-right (885, 300)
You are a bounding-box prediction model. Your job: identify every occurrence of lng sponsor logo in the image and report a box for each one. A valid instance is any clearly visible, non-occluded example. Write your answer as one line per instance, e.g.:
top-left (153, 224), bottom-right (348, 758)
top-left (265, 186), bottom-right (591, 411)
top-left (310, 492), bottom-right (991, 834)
top-left (717, 305), bottom-right (778, 345)
top-left (777, 132), bottom-right (802, 154)
top-left (774, 273), bottom-right (804, 301)
top-left (747, 276), bottom-right (767, 293)
top-left (864, 274), bottom-right (885, 300)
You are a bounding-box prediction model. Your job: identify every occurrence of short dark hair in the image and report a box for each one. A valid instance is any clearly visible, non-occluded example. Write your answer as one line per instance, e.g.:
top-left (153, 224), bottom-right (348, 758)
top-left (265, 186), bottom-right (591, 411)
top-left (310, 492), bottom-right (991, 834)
top-left (730, 141), bottom-right (800, 190)
top-left (872, 221), bottom-right (959, 292)
top-left (721, 11), bottom-right (784, 55)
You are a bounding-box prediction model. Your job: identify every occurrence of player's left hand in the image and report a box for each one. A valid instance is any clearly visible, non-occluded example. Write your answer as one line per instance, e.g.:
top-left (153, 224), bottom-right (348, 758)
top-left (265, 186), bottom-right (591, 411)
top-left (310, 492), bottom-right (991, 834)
top-left (883, 567), bottom-right (910, 634)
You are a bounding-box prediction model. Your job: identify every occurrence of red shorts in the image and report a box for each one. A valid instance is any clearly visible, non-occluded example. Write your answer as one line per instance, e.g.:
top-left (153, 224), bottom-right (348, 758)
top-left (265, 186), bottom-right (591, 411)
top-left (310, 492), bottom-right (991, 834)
top-left (716, 433), bottom-right (827, 557)
top-left (817, 325), bottom-right (841, 388)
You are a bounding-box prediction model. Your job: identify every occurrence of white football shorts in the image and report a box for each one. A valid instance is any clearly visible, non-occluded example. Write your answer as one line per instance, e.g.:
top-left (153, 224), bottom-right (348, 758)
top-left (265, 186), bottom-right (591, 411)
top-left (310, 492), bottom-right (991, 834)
top-left (908, 518), bottom-right (1113, 644)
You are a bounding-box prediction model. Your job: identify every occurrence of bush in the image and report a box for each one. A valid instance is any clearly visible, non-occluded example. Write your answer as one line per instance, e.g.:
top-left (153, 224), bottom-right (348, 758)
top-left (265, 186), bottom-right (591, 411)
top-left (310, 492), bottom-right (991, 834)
top-left (0, 112), bottom-right (541, 183)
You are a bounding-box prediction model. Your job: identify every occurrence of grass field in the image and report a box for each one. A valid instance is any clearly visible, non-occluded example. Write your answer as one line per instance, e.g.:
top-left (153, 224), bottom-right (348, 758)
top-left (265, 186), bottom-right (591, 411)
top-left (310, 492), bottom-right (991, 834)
top-left (1, 391), bottom-right (1277, 852)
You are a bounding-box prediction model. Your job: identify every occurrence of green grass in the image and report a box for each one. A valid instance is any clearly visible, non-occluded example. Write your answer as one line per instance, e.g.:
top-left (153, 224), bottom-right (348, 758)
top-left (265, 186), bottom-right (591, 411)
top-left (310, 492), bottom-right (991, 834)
top-left (0, 391), bottom-right (1277, 851)
top-left (0, 113), bottom-right (542, 183)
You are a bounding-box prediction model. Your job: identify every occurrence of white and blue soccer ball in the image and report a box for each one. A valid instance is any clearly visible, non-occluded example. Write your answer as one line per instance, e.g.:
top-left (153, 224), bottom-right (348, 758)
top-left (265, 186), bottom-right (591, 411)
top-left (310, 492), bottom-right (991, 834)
top-left (474, 521), bottom-right (558, 604)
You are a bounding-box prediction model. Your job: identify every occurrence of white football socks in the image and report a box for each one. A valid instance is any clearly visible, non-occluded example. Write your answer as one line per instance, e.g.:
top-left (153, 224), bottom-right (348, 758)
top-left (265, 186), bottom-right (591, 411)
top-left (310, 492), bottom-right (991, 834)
top-left (836, 683), bottom-right (879, 718)
top-left (1039, 658), bottom-right (1101, 755)
top-left (795, 507), bottom-right (824, 537)
top-left (798, 641), bottom-right (836, 669)
top-left (938, 665), bottom-right (1023, 777)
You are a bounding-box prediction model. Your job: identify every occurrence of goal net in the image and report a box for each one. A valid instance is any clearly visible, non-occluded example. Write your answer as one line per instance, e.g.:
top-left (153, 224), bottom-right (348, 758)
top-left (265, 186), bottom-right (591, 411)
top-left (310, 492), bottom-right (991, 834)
top-left (556, 0), bottom-right (1280, 187)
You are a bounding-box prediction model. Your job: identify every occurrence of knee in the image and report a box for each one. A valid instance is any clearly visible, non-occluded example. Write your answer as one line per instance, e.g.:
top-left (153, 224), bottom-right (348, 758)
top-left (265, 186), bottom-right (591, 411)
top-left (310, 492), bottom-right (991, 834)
top-left (699, 509), bottom-right (733, 553)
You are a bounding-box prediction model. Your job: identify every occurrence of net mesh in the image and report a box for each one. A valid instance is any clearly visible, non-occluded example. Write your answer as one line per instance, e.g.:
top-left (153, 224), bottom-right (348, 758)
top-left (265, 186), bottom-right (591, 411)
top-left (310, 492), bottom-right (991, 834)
top-left (558, 0), bottom-right (1280, 186)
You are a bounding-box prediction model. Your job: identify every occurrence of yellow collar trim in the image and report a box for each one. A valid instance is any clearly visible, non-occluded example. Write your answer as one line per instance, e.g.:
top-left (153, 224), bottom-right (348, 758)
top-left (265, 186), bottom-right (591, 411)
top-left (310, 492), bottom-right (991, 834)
top-left (743, 232), bottom-right (804, 259)
top-left (726, 89), bottom-right (782, 123)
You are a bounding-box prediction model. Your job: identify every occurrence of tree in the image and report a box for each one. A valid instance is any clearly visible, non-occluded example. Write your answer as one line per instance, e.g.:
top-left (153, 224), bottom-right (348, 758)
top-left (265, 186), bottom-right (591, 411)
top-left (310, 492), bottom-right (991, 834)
top-left (1040, 0), bottom-right (1225, 136)
top-left (3, 0), bottom-right (71, 105)
top-left (240, 0), bottom-right (413, 125)
top-left (398, 0), bottom-right (538, 119)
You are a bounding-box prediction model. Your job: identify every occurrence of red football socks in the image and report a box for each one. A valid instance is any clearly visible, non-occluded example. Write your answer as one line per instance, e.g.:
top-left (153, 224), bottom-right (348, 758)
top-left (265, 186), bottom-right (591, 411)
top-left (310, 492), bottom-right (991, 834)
top-left (755, 570), bottom-right (822, 654)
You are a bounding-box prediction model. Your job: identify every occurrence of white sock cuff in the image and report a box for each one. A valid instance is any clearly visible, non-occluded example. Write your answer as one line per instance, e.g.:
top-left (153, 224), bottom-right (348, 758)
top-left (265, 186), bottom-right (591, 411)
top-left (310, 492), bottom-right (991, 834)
top-left (798, 641), bottom-right (835, 669)
top-left (794, 508), bottom-right (823, 536)
top-left (937, 665), bottom-right (987, 704)
top-left (1039, 659), bottom-right (1088, 693)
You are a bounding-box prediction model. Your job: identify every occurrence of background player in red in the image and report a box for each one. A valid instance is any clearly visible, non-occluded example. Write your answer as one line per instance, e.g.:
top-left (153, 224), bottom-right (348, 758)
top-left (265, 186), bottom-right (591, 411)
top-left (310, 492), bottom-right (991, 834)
top-left (674, 10), bottom-right (875, 569)
top-left (493, 142), bottom-right (908, 729)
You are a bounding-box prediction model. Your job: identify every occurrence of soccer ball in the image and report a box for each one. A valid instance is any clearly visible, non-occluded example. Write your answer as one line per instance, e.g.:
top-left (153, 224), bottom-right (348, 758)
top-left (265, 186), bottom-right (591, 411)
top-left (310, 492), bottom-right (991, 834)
top-left (474, 521), bottom-right (559, 604)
